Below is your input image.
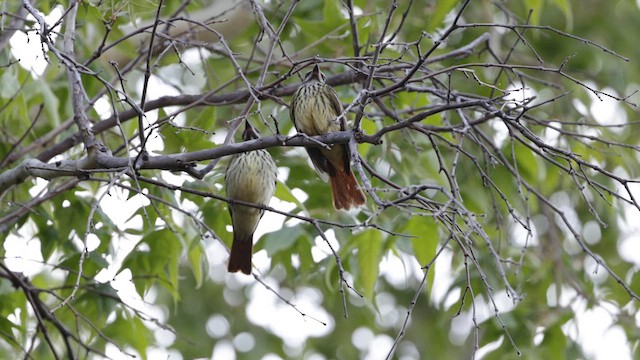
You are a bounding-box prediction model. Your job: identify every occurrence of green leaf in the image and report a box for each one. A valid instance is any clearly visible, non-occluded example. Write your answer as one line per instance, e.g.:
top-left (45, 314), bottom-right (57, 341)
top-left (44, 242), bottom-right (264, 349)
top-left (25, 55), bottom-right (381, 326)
top-left (359, 116), bottom-right (378, 155)
top-left (354, 229), bottom-right (383, 300)
top-left (28, 77), bottom-right (61, 126)
top-left (0, 70), bottom-right (19, 98)
top-left (59, 251), bottom-right (105, 280)
top-left (188, 241), bottom-right (206, 288)
top-left (274, 180), bottom-right (303, 206)
top-left (513, 140), bottom-right (542, 183)
top-left (525, 0), bottom-right (545, 25)
top-left (541, 324), bottom-right (567, 357)
top-left (72, 283), bottom-right (119, 332)
top-left (0, 314), bottom-right (19, 352)
top-left (120, 229), bottom-right (181, 299)
top-left (103, 314), bottom-right (152, 360)
top-left (81, 0), bottom-right (107, 22)
top-left (427, 0), bottom-right (458, 32)
top-left (405, 217), bottom-right (438, 293)
top-left (200, 197), bottom-right (230, 244)
top-left (34, 214), bottom-right (61, 261)
top-left (54, 196), bottom-right (90, 243)
top-left (187, 105), bottom-right (217, 132)
top-left (260, 225), bottom-right (305, 256)
top-left (551, 0), bottom-right (573, 29)
top-left (323, 0), bottom-right (346, 30)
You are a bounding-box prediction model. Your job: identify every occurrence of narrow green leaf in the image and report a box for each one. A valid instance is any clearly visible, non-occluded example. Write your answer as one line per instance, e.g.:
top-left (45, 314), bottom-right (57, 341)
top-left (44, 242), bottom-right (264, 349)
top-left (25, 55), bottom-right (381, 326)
top-left (405, 217), bottom-right (438, 293)
top-left (513, 141), bottom-right (542, 183)
top-left (188, 241), bottom-right (207, 288)
top-left (551, 0), bottom-right (573, 29)
top-left (35, 77), bottom-right (61, 126)
top-left (355, 229), bottom-right (383, 300)
top-left (524, 0), bottom-right (544, 25)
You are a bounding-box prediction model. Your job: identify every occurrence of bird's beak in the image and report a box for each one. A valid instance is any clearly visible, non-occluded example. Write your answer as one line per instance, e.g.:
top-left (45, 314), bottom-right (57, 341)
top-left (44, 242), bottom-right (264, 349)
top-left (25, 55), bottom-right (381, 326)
top-left (308, 64), bottom-right (322, 81)
top-left (303, 64), bottom-right (323, 82)
top-left (242, 122), bottom-right (259, 141)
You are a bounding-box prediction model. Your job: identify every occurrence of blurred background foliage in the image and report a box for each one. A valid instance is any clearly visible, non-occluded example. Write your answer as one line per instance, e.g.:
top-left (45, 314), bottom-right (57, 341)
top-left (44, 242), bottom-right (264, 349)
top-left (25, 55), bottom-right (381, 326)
top-left (1, 0), bottom-right (639, 359)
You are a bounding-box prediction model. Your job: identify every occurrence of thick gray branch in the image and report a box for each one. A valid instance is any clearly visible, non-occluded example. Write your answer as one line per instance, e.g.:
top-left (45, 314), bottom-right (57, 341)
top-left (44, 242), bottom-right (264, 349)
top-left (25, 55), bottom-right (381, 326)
top-left (0, 131), bottom-right (369, 195)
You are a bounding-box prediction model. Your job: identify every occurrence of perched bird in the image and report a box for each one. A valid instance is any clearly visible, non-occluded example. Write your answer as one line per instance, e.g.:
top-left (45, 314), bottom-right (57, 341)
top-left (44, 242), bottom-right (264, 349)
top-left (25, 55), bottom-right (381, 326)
top-left (225, 123), bottom-right (277, 274)
top-left (290, 65), bottom-right (366, 210)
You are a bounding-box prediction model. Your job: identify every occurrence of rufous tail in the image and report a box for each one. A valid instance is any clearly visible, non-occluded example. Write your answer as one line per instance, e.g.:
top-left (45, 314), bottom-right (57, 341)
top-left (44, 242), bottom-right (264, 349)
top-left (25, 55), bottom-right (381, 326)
top-left (227, 236), bottom-right (253, 275)
top-left (330, 169), bottom-right (366, 210)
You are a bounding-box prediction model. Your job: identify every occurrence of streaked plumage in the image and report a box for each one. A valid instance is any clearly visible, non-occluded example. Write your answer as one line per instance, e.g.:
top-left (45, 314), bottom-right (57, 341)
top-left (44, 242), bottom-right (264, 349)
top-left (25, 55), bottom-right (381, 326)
top-left (225, 125), bottom-right (277, 275)
top-left (290, 65), bottom-right (366, 210)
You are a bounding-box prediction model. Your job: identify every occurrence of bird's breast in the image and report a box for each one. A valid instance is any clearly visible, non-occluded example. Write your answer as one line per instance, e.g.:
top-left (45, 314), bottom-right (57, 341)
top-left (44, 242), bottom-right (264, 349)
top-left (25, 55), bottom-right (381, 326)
top-left (294, 85), bottom-right (342, 135)
top-left (225, 150), bottom-right (277, 205)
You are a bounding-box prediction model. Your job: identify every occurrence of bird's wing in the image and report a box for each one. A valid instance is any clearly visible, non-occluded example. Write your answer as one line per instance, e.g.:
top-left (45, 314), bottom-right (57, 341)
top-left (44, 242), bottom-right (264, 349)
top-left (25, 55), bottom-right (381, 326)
top-left (305, 147), bottom-right (331, 182)
top-left (325, 85), bottom-right (352, 172)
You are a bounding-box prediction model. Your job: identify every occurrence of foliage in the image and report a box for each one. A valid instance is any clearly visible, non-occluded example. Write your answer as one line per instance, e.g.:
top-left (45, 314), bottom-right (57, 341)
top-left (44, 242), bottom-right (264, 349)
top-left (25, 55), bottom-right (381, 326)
top-left (1, 0), bottom-right (639, 359)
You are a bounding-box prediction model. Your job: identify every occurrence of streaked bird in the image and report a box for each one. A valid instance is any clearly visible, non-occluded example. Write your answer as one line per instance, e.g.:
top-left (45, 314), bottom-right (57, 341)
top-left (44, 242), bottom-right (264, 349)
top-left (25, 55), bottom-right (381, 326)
top-left (225, 123), bottom-right (277, 274)
top-left (290, 64), bottom-right (366, 210)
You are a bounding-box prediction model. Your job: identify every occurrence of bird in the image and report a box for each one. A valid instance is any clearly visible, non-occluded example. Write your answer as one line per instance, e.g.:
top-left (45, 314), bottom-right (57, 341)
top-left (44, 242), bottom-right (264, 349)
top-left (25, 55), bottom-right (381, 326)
top-left (289, 64), bottom-right (366, 210)
top-left (224, 122), bottom-right (278, 274)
